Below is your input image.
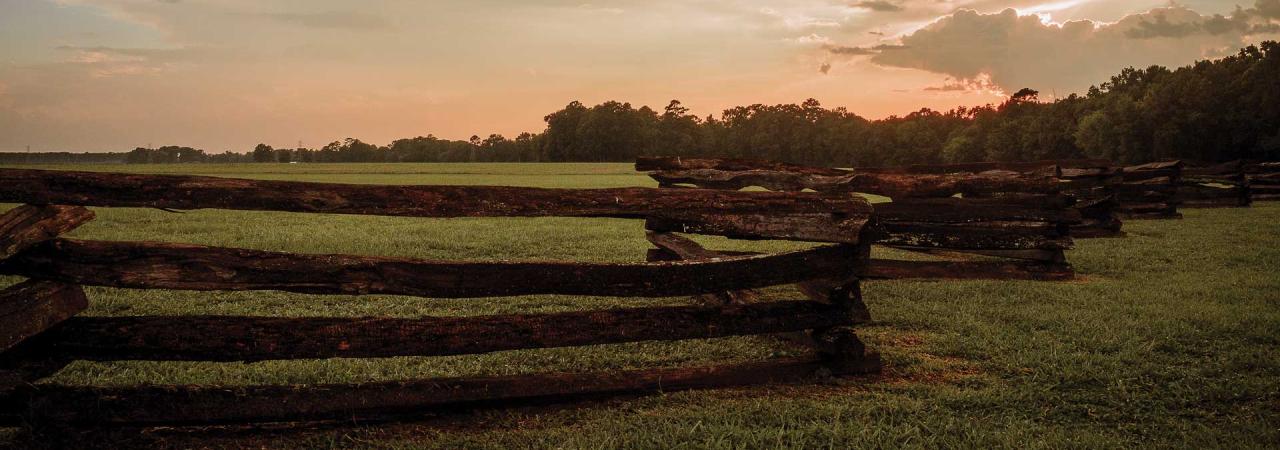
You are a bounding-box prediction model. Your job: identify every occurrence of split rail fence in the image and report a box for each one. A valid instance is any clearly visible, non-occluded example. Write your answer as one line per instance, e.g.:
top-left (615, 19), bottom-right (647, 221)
top-left (1180, 161), bottom-right (1252, 208)
top-left (0, 168), bottom-right (880, 428)
top-left (1117, 161), bottom-right (1185, 219)
top-left (851, 159), bottom-right (1125, 238)
top-left (637, 157), bottom-right (1091, 281)
top-left (1246, 162), bottom-right (1280, 202)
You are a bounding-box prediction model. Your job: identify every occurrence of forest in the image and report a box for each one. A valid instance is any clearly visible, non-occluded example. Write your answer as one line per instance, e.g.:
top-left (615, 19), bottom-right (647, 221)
top-left (5, 41), bottom-right (1276, 167)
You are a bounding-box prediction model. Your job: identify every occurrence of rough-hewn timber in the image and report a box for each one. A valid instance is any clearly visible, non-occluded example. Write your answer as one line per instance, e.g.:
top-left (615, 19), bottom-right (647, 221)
top-left (636, 157), bottom-right (1060, 198)
top-left (13, 300), bottom-right (853, 362)
top-left (638, 156), bottom-right (1110, 175)
top-left (644, 232), bottom-right (761, 305)
top-left (636, 157), bottom-right (849, 175)
top-left (878, 223), bottom-right (1072, 250)
top-left (647, 169), bottom-right (1060, 199)
top-left (0, 169), bottom-right (872, 242)
top-left (12, 358), bottom-right (878, 426)
top-left (0, 281), bottom-right (88, 352)
top-left (855, 159), bottom-right (1112, 175)
top-left (0, 239), bottom-right (863, 298)
top-left (0, 205), bottom-right (95, 261)
top-left (1180, 161), bottom-right (1250, 208)
top-left (1117, 161), bottom-right (1183, 219)
top-left (1247, 165), bottom-right (1280, 201)
top-left (888, 246), bottom-right (1066, 263)
top-left (643, 212), bottom-right (879, 245)
top-left (873, 200), bottom-right (1082, 224)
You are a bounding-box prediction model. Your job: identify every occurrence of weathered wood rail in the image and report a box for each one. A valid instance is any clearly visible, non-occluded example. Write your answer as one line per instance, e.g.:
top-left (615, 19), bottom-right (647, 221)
top-left (858, 159), bottom-right (1124, 237)
top-left (637, 157), bottom-right (1082, 281)
top-left (0, 169), bottom-right (880, 429)
top-left (1245, 162), bottom-right (1280, 202)
top-left (1180, 161), bottom-right (1251, 208)
top-left (1117, 161), bottom-right (1184, 219)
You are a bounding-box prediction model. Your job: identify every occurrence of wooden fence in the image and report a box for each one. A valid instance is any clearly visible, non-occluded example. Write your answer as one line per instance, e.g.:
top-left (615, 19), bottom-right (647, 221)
top-left (0, 168), bottom-right (880, 427)
top-left (1117, 161), bottom-right (1184, 219)
top-left (637, 157), bottom-right (1085, 281)
top-left (852, 159), bottom-right (1124, 237)
top-left (1246, 162), bottom-right (1280, 202)
top-left (1180, 161), bottom-right (1252, 208)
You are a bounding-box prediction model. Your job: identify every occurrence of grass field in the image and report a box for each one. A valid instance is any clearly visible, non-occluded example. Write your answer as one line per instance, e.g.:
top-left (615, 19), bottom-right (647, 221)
top-left (2, 163), bottom-right (1278, 449)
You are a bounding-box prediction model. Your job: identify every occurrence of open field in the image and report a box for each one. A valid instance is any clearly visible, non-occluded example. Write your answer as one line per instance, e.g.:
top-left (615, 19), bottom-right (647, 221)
top-left (2, 163), bottom-right (1279, 449)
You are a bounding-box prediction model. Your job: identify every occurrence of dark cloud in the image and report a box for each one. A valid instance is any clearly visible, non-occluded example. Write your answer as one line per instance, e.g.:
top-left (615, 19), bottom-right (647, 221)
top-left (852, 1), bottom-right (902, 12)
top-left (1125, 1), bottom-right (1280, 39)
top-left (819, 62), bottom-right (832, 74)
top-left (1125, 12), bottom-right (1203, 39)
top-left (1257, 0), bottom-right (1280, 19)
top-left (824, 6), bottom-right (1276, 94)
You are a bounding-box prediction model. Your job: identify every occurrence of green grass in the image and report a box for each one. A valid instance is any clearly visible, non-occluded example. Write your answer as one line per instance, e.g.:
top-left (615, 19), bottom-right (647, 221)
top-left (2, 163), bottom-right (1278, 449)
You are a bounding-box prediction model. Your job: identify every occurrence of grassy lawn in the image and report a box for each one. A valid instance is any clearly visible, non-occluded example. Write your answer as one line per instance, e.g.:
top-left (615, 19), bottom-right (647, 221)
top-left (2, 163), bottom-right (1278, 449)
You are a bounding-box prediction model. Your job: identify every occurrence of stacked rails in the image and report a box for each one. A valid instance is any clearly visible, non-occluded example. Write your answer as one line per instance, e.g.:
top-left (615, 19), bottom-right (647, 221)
top-left (1116, 161), bottom-right (1184, 219)
top-left (0, 168), bottom-right (880, 428)
top-left (1245, 162), bottom-right (1280, 202)
top-left (637, 157), bottom-right (1082, 281)
top-left (1180, 160), bottom-right (1252, 208)
top-left (854, 160), bottom-right (1124, 237)
top-left (1057, 162), bottom-right (1125, 237)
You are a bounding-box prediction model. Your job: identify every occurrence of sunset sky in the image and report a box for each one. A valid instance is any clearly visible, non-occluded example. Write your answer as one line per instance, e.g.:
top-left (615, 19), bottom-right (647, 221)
top-left (1, 0), bottom-right (1277, 152)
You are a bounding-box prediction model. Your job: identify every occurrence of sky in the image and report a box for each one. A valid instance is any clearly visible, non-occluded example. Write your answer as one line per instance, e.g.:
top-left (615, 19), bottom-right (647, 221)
top-left (0, 0), bottom-right (1277, 152)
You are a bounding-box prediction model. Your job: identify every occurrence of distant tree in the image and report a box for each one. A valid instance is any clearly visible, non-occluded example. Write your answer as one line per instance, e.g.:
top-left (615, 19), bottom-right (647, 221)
top-left (1010, 88), bottom-right (1040, 102)
top-left (252, 144), bottom-right (275, 163)
top-left (125, 147), bottom-right (153, 164)
top-left (85, 41), bottom-right (1280, 167)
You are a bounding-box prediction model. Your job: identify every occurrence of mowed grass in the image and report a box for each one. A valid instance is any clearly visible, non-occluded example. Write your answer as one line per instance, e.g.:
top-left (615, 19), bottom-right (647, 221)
top-left (1, 163), bottom-right (1278, 449)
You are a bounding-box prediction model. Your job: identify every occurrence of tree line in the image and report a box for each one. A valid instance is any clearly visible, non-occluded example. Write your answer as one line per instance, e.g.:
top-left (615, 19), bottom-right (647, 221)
top-left (6, 41), bottom-right (1277, 167)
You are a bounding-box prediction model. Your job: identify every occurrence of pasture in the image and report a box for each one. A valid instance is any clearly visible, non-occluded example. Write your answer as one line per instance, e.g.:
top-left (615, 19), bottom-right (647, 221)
top-left (2, 163), bottom-right (1278, 449)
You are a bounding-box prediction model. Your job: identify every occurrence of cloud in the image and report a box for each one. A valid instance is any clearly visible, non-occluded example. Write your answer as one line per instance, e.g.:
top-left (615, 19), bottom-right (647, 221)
top-left (1258, 0), bottom-right (1280, 19)
top-left (252, 11), bottom-right (391, 31)
top-left (852, 1), bottom-right (902, 12)
top-left (55, 45), bottom-right (207, 62)
top-left (824, 43), bottom-right (906, 55)
top-left (922, 75), bottom-right (1001, 94)
top-left (819, 62), bottom-right (832, 74)
top-left (822, 4), bottom-right (1280, 94)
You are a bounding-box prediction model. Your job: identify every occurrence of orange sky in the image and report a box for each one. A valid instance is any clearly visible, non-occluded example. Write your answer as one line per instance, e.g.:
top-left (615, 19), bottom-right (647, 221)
top-left (1, 0), bottom-right (1275, 152)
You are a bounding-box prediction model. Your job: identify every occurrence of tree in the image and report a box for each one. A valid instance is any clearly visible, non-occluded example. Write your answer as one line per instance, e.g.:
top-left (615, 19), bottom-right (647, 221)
top-left (252, 144), bottom-right (275, 163)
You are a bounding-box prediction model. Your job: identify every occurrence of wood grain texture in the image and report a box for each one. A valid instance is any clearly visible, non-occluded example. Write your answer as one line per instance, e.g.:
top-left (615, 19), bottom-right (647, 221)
top-left (0, 205), bottom-right (94, 261)
top-left (0, 280), bottom-right (87, 352)
top-left (0, 238), bottom-right (865, 298)
top-left (14, 357), bottom-right (880, 426)
top-left (15, 300), bottom-right (855, 361)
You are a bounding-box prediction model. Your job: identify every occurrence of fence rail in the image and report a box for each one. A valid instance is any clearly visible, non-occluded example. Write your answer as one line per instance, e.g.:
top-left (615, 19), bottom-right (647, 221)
top-left (1117, 161), bottom-right (1184, 219)
top-left (1246, 162), bottom-right (1280, 202)
top-left (1180, 160), bottom-right (1251, 208)
top-left (5, 158), bottom-right (1270, 431)
top-left (0, 169), bottom-right (883, 429)
top-left (637, 157), bottom-right (1083, 281)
